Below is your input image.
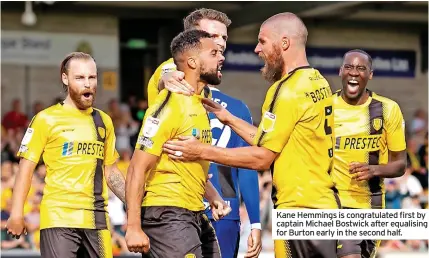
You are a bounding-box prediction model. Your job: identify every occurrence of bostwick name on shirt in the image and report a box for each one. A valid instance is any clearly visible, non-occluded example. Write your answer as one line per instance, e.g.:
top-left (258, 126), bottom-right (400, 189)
top-left (61, 140), bottom-right (105, 159)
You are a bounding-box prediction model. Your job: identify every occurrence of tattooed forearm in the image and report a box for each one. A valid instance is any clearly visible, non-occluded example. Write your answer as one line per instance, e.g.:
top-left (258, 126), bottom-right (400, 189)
top-left (107, 169), bottom-right (126, 204)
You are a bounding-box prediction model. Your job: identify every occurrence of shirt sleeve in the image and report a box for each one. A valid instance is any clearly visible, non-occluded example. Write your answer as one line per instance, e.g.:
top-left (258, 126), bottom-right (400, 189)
top-left (136, 91), bottom-right (179, 156)
top-left (16, 114), bottom-right (49, 163)
top-left (254, 88), bottom-right (300, 153)
top-left (103, 114), bottom-right (120, 165)
top-left (386, 102), bottom-right (406, 152)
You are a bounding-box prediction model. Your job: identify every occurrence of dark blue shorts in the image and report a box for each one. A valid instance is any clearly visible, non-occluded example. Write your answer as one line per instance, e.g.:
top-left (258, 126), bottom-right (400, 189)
top-left (211, 220), bottom-right (241, 258)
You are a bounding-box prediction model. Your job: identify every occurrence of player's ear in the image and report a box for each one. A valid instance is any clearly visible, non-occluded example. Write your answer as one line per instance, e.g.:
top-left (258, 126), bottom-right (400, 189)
top-left (61, 73), bottom-right (68, 86)
top-left (369, 70), bottom-right (373, 80)
top-left (338, 67), bottom-right (342, 76)
top-left (187, 57), bottom-right (197, 69)
top-left (281, 37), bottom-right (290, 51)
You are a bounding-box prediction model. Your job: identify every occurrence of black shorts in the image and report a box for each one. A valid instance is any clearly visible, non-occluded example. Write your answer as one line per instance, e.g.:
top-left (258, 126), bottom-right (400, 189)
top-left (337, 239), bottom-right (381, 258)
top-left (275, 240), bottom-right (338, 258)
top-left (141, 206), bottom-right (220, 258)
top-left (337, 206), bottom-right (380, 258)
top-left (40, 228), bottom-right (112, 258)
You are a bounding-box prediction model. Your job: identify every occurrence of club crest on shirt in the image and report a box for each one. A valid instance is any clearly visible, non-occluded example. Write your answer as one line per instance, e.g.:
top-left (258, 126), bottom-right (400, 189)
top-left (192, 128), bottom-right (200, 139)
top-left (261, 111), bottom-right (276, 133)
top-left (372, 118), bottom-right (383, 131)
top-left (143, 116), bottom-right (160, 138)
top-left (98, 127), bottom-right (106, 139)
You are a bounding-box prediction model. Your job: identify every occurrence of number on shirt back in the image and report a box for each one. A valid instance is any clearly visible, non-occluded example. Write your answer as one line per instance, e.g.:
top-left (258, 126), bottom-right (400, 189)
top-left (324, 105), bottom-right (334, 158)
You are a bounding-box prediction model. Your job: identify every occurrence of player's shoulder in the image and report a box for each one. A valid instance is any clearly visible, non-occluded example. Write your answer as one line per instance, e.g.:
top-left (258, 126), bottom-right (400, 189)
top-left (371, 91), bottom-right (401, 111)
top-left (93, 108), bottom-right (113, 124)
top-left (35, 103), bottom-right (61, 120)
top-left (150, 89), bottom-right (182, 110)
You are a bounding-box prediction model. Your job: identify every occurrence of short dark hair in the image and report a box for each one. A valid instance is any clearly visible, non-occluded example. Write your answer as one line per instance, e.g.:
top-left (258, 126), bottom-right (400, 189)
top-left (170, 30), bottom-right (213, 66)
top-left (60, 52), bottom-right (95, 92)
top-left (343, 49), bottom-right (373, 69)
top-left (183, 8), bottom-right (231, 30)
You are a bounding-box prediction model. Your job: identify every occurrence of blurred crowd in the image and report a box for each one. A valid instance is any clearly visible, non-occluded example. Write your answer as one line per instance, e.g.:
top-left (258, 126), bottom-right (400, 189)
top-left (1, 97), bottom-right (428, 255)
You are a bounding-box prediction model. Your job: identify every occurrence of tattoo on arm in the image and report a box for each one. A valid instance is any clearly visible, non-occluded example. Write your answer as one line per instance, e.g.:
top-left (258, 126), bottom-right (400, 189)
top-left (250, 133), bottom-right (255, 139)
top-left (107, 169), bottom-right (126, 204)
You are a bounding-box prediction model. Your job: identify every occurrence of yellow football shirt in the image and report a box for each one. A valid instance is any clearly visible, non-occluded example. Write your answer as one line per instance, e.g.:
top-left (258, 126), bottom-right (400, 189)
top-left (332, 90), bottom-right (406, 209)
top-left (17, 103), bottom-right (119, 229)
top-left (255, 66), bottom-right (337, 209)
top-left (136, 89), bottom-right (212, 211)
top-left (147, 58), bottom-right (212, 107)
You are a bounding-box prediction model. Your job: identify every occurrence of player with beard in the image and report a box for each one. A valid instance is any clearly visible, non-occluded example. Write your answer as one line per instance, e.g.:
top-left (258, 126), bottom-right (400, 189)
top-left (125, 30), bottom-right (225, 258)
top-left (148, 8), bottom-right (262, 258)
top-left (6, 52), bottom-right (127, 258)
top-left (333, 50), bottom-right (406, 258)
top-left (163, 13), bottom-right (340, 258)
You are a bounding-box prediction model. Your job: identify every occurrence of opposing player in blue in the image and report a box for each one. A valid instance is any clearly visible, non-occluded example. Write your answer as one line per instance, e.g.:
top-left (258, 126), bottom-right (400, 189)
top-left (147, 9), bottom-right (262, 258)
top-left (206, 87), bottom-right (262, 258)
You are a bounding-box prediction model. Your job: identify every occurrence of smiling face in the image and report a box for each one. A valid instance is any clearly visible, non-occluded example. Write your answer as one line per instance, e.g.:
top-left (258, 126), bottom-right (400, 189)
top-left (62, 58), bottom-right (97, 110)
top-left (339, 51), bottom-right (373, 103)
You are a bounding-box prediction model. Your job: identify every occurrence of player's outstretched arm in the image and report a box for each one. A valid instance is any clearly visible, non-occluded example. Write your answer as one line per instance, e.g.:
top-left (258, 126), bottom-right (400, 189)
top-left (164, 137), bottom-right (277, 171)
top-left (104, 163), bottom-right (126, 203)
top-left (202, 98), bottom-right (258, 145)
top-left (6, 158), bottom-right (37, 238)
top-left (204, 181), bottom-right (232, 221)
top-left (125, 149), bottom-right (157, 254)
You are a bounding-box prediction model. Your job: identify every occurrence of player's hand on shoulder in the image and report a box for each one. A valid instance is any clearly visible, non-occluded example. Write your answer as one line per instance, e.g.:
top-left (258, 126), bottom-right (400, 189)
top-left (162, 70), bottom-right (194, 96)
top-left (210, 200), bottom-right (232, 221)
top-left (5, 215), bottom-right (27, 239)
top-left (201, 98), bottom-right (232, 124)
top-left (125, 227), bottom-right (150, 254)
top-left (349, 162), bottom-right (376, 181)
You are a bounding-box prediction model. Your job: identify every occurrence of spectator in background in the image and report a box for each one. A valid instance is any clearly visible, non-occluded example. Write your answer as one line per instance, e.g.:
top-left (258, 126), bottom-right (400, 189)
top-left (399, 166), bottom-right (423, 197)
top-left (114, 104), bottom-right (139, 151)
top-left (1, 99), bottom-right (28, 131)
top-left (411, 109), bottom-right (427, 138)
top-left (117, 148), bottom-right (132, 176)
top-left (107, 98), bottom-right (122, 125)
top-left (407, 137), bottom-right (428, 189)
top-left (30, 101), bottom-right (44, 118)
top-left (385, 180), bottom-right (403, 209)
top-left (129, 98), bottom-right (148, 148)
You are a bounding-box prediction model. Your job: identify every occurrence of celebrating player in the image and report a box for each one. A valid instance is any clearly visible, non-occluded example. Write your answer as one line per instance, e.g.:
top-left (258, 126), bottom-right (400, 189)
top-left (333, 49), bottom-right (407, 258)
top-left (148, 8), bottom-right (262, 258)
top-left (6, 52), bottom-right (126, 258)
top-left (163, 12), bottom-right (340, 258)
top-left (125, 30), bottom-right (226, 258)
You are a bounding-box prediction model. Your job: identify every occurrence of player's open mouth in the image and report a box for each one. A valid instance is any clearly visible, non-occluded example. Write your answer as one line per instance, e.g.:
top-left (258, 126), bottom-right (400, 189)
top-left (83, 93), bottom-right (93, 99)
top-left (347, 79), bottom-right (359, 94)
top-left (217, 65), bottom-right (223, 78)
